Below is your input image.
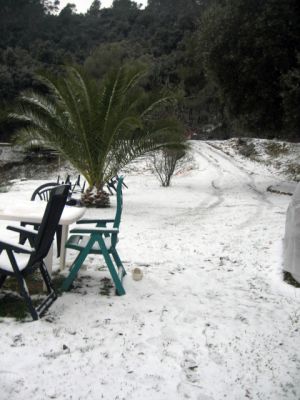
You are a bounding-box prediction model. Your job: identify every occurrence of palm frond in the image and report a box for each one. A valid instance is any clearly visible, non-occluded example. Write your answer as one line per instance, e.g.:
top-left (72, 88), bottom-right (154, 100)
top-left (11, 64), bottom-right (185, 190)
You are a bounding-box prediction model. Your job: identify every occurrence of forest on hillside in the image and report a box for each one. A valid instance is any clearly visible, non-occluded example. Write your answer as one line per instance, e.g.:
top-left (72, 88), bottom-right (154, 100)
top-left (0, 0), bottom-right (299, 142)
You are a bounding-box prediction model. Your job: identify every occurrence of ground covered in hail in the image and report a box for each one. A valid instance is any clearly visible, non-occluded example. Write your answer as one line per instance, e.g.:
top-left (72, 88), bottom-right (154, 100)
top-left (0, 140), bottom-right (299, 400)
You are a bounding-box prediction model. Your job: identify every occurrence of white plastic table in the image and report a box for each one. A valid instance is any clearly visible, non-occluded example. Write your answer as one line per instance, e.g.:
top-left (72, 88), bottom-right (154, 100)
top-left (0, 200), bottom-right (86, 272)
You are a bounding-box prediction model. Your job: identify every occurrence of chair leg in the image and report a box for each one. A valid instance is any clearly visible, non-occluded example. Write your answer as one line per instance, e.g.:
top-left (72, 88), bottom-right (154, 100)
top-left (29, 262), bottom-right (57, 318)
top-left (39, 262), bottom-right (55, 294)
top-left (0, 273), bottom-right (7, 289)
top-left (62, 236), bottom-right (98, 291)
top-left (106, 184), bottom-right (114, 195)
top-left (111, 249), bottom-right (126, 277)
top-left (6, 251), bottom-right (39, 320)
top-left (15, 274), bottom-right (38, 320)
top-left (62, 248), bottom-right (90, 291)
top-left (99, 238), bottom-right (125, 296)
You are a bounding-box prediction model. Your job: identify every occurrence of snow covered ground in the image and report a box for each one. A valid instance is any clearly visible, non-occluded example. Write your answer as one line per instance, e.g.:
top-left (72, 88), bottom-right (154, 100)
top-left (0, 140), bottom-right (299, 400)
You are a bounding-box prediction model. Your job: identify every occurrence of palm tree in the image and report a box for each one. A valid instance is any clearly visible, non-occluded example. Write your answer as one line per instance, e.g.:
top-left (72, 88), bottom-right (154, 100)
top-left (11, 64), bottom-right (185, 207)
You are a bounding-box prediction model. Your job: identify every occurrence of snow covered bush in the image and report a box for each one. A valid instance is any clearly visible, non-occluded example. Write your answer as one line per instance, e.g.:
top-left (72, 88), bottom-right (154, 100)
top-left (148, 148), bottom-right (189, 187)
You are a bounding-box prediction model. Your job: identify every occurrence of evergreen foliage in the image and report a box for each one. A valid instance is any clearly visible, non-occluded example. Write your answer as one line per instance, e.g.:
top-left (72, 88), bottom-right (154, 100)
top-left (198, 0), bottom-right (300, 138)
top-left (11, 65), bottom-right (184, 205)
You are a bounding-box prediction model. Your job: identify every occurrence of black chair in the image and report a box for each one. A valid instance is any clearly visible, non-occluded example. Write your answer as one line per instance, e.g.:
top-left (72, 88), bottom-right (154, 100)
top-left (57, 174), bottom-right (71, 186)
top-left (57, 174), bottom-right (86, 196)
top-left (57, 175), bottom-right (85, 207)
top-left (0, 185), bottom-right (69, 320)
top-left (20, 182), bottom-right (72, 257)
top-left (31, 182), bottom-right (60, 201)
top-left (70, 175), bottom-right (86, 195)
top-left (106, 175), bottom-right (128, 195)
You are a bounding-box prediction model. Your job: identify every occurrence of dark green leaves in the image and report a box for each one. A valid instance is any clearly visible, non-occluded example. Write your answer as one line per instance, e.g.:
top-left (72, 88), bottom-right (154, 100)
top-left (12, 64), bottom-right (184, 189)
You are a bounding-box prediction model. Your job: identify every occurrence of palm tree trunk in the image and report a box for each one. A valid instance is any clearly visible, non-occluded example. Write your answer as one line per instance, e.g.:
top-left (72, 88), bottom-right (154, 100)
top-left (81, 185), bottom-right (110, 208)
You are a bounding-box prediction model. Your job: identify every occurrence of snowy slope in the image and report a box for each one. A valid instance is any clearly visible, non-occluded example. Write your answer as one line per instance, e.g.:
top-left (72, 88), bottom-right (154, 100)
top-left (0, 141), bottom-right (299, 400)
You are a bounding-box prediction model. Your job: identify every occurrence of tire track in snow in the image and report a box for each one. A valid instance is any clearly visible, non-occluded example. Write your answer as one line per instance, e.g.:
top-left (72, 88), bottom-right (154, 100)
top-left (196, 142), bottom-right (274, 228)
top-left (204, 142), bottom-right (273, 206)
top-left (161, 141), bottom-right (276, 240)
top-left (170, 143), bottom-right (225, 221)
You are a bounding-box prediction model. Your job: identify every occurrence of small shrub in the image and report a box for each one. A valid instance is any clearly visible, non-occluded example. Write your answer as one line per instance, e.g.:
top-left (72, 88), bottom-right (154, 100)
top-left (237, 138), bottom-right (257, 158)
top-left (265, 142), bottom-right (288, 158)
top-left (148, 148), bottom-right (189, 187)
top-left (285, 163), bottom-right (300, 181)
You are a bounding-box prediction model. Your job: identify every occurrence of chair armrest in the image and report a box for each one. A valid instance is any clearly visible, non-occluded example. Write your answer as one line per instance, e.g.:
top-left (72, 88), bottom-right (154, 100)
top-left (77, 218), bottom-right (115, 224)
top-left (70, 227), bottom-right (119, 234)
top-left (0, 239), bottom-right (34, 254)
top-left (7, 225), bottom-right (38, 247)
top-left (6, 225), bottom-right (38, 238)
top-left (20, 221), bottom-right (40, 230)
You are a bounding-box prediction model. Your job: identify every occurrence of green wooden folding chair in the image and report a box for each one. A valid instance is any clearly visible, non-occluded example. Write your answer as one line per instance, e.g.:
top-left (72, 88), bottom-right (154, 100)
top-left (62, 176), bottom-right (126, 295)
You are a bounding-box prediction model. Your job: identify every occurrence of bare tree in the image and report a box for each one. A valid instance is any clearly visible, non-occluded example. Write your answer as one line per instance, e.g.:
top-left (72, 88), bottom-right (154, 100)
top-left (149, 148), bottom-right (189, 187)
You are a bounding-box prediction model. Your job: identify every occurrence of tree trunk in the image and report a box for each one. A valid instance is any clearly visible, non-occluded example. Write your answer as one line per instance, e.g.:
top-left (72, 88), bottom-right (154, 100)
top-left (81, 185), bottom-right (110, 208)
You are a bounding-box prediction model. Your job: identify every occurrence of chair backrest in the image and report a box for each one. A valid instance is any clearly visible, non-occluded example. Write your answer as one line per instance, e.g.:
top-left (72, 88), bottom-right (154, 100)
top-left (31, 182), bottom-right (61, 201)
top-left (57, 174), bottom-right (71, 185)
top-left (71, 175), bottom-right (86, 194)
top-left (29, 185), bottom-right (69, 265)
top-left (113, 176), bottom-right (124, 229)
